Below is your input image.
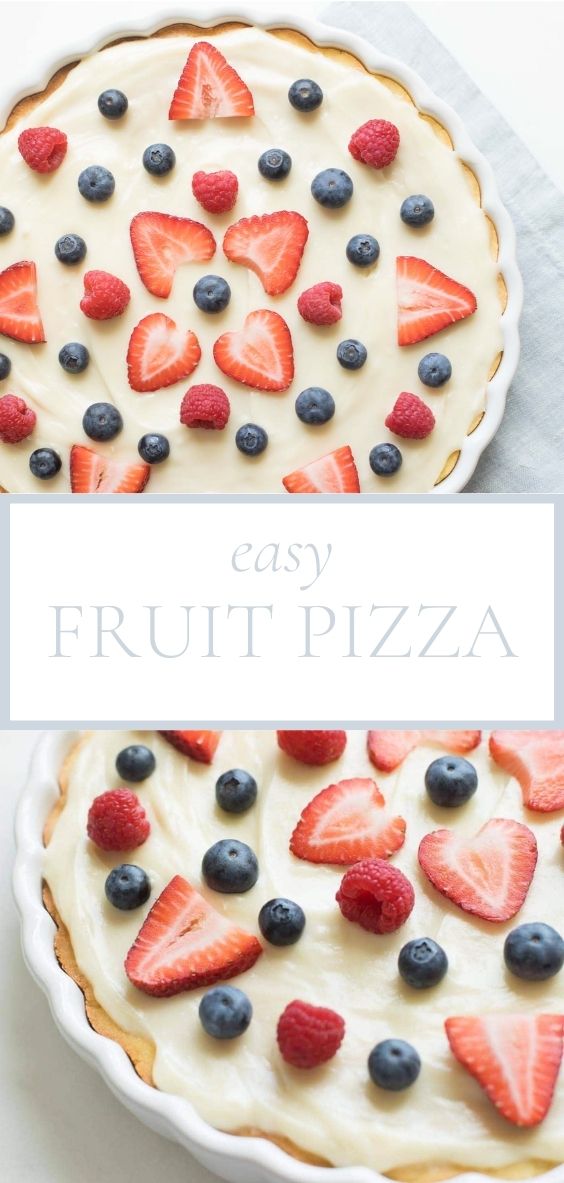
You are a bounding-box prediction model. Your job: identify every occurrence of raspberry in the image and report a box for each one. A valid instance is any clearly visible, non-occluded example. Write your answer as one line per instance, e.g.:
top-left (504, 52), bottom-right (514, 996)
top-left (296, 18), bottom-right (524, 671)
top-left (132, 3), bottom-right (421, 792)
top-left (277, 730), bottom-right (347, 766)
top-left (385, 391), bottom-right (435, 440)
top-left (277, 1000), bottom-right (345, 1068)
top-left (180, 384), bottom-right (231, 430)
top-left (336, 859), bottom-right (415, 934)
top-left (348, 119), bottom-right (400, 169)
top-left (87, 789), bottom-right (150, 852)
top-left (80, 270), bottom-right (131, 320)
top-left (192, 170), bottom-right (238, 214)
top-left (18, 126), bottom-right (68, 173)
top-left (0, 394), bottom-right (36, 443)
top-left (297, 281), bottom-right (342, 326)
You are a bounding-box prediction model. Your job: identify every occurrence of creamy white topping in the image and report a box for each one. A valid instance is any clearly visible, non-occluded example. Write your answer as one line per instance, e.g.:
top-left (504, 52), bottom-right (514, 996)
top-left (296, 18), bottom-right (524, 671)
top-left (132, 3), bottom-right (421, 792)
top-left (44, 731), bottom-right (563, 1171)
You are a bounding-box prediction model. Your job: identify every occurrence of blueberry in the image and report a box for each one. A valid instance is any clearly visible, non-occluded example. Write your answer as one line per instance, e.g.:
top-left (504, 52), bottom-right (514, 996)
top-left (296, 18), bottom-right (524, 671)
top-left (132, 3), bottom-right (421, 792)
top-left (337, 339), bottom-right (367, 370)
top-left (98, 88), bottom-right (128, 119)
top-left (418, 352), bottom-right (452, 388)
top-left (288, 78), bottom-right (323, 112)
top-left (193, 275), bottom-right (231, 314)
top-left (400, 195), bottom-right (434, 227)
top-left (105, 863), bottom-right (150, 910)
top-left (425, 755), bottom-right (478, 808)
top-left (215, 769), bottom-right (258, 814)
top-left (0, 207), bottom-right (15, 236)
top-left (346, 233), bottom-right (380, 267)
top-left (504, 923), bottom-right (564, 981)
top-left (258, 149), bottom-right (292, 181)
top-left (295, 387), bottom-right (335, 426)
top-left (369, 442), bottom-right (402, 477)
top-left (398, 938), bottom-right (448, 989)
top-left (235, 423), bottom-right (268, 457)
top-left (202, 839), bottom-right (259, 894)
top-left (368, 1039), bottom-right (421, 1091)
top-left (83, 402), bottom-right (123, 442)
top-left (311, 168), bottom-right (353, 209)
top-left (29, 447), bottom-right (62, 480)
top-left (0, 353), bottom-right (11, 381)
top-left (199, 986), bottom-right (252, 1040)
top-left (142, 143), bottom-right (176, 176)
top-left (115, 744), bottom-right (156, 783)
top-left (78, 165), bottom-right (115, 203)
top-left (54, 233), bottom-right (87, 265)
top-left (58, 342), bottom-right (90, 374)
top-left (258, 898), bottom-right (306, 947)
top-left (138, 433), bottom-right (170, 464)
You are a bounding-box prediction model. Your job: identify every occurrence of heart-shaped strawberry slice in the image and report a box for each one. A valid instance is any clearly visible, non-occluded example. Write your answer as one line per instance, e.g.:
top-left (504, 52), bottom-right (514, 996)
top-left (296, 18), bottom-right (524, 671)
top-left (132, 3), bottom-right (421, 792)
top-left (418, 818), bottom-right (537, 922)
top-left (213, 309), bottom-right (293, 391)
top-left (127, 313), bottom-right (201, 393)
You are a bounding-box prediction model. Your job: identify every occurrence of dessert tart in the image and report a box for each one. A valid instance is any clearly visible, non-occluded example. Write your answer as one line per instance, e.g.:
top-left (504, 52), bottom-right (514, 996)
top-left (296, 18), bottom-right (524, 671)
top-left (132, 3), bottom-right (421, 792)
top-left (0, 20), bottom-right (516, 494)
top-left (40, 728), bottom-right (564, 1179)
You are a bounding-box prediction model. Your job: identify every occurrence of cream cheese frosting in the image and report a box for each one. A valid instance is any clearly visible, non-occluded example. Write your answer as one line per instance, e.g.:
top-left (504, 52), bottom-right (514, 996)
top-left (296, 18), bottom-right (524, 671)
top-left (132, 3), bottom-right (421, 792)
top-left (43, 730), bottom-right (563, 1172)
top-left (0, 26), bottom-right (503, 493)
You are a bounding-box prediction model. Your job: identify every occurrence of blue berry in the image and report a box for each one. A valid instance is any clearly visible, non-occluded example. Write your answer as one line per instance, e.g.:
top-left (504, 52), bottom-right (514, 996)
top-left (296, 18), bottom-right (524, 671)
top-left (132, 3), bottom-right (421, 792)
top-left (504, 923), bottom-right (564, 981)
top-left (398, 938), bottom-right (448, 989)
top-left (400, 195), bottom-right (434, 227)
top-left (346, 233), bottom-right (379, 267)
top-left (288, 78), bottom-right (323, 112)
top-left (215, 769), bottom-right (258, 814)
top-left (337, 339), bottom-right (367, 370)
top-left (202, 839), bottom-right (259, 894)
top-left (368, 1039), bottom-right (421, 1091)
top-left (0, 207), bottom-right (15, 236)
top-left (142, 143), bottom-right (176, 176)
top-left (258, 898), bottom-right (305, 946)
top-left (138, 433), bottom-right (170, 464)
top-left (83, 402), bottom-right (123, 442)
top-left (199, 986), bottom-right (252, 1040)
top-left (0, 353), bottom-right (11, 381)
top-left (29, 448), bottom-right (62, 480)
top-left (54, 233), bottom-right (87, 265)
top-left (295, 386), bottom-right (335, 426)
top-left (311, 168), bottom-right (353, 208)
top-left (418, 352), bottom-right (452, 388)
top-left (78, 165), bottom-right (115, 203)
top-left (258, 149), bottom-right (292, 181)
top-left (105, 863), bottom-right (150, 910)
top-left (193, 274), bottom-right (231, 314)
top-left (115, 744), bottom-right (156, 782)
top-left (425, 756), bottom-right (478, 808)
top-left (369, 443), bottom-right (402, 476)
top-left (235, 423), bottom-right (268, 457)
top-left (98, 89), bottom-right (128, 119)
top-left (59, 342), bottom-right (90, 374)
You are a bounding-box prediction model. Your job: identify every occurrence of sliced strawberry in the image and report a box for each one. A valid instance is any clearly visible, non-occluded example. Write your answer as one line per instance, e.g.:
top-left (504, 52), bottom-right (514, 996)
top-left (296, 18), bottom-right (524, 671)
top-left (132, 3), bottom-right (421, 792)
top-left (367, 730), bottom-right (481, 772)
top-left (213, 309), bottom-right (293, 392)
top-left (282, 445), bottom-right (360, 494)
top-left (0, 261), bottom-right (45, 343)
top-left (290, 778), bottom-right (406, 865)
top-left (127, 313), bottom-right (201, 393)
top-left (397, 256), bottom-right (477, 346)
top-left (125, 875), bottom-right (262, 996)
top-left (489, 731), bottom-right (564, 813)
top-left (223, 212), bottom-right (308, 296)
top-left (418, 818), bottom-right (538, 923)
top-left (445, 1014), bottom-right (564, 1127)
top-left (70, 445), bottom-right (150, 494)
top-left (169, 41), bottom-right (255, 120)
top-left (159, 730), bottom-right (221, 764)
top-left (130, 213), bottom-right (216, 299)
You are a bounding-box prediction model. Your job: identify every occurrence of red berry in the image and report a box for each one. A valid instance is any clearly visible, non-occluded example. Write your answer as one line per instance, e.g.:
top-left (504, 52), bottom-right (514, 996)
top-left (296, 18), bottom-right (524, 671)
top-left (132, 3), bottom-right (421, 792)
top-left (277, 1000), bottom-right (345, 1068)
top-left (348, 119), bottom-right (399, 169)
top-left (385, 391), bottom-right (435, 440)
top-left (180, 384), bottom-right (230, 430)
top-left (18, 126), bottom-right (68, 173)
top-left (0, 394), bottom-right (36, 443)
top-left (192, 169), bottom-right (238, 214)
top-left (277, 730), bottom-right (347, 766)
top-left (80, 270), bottom-right (131, 320)
top-left (336, 858), bottom-right (415, 934)
top-left (297, 281), bottom-right (342, 325)
top-left (87, 788), bottom-right (150, 851)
